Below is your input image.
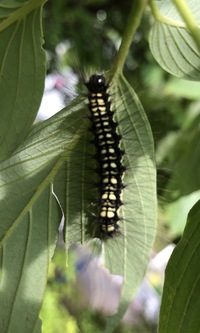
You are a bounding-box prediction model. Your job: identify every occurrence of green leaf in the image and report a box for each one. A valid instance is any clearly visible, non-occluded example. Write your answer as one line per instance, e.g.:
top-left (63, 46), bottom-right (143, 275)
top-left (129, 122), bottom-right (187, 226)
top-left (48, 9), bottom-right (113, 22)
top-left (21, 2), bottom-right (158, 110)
top-left (0, 97), bottom-right (85, 333)
top-left (0, 1), bottom-right (46, 162)
top-left (165, 190), bottom-right (200, 237)
top-left (158, 199), bottom-right (200, 333)
top-left (165, 77), bottom-right (200, 99)
top-left (0, 97), bottom-right (84, 238)
top-left (0, 1), bottom-right (28, 21)
top-left (149, 0), bottom-right (200, 80)
top-left (104, 75), bottom-right (157, 332)
top-left (60, 74), bottom-right (157, 331)
top-left (0, 187), bottom-right (61, 333)
top-left (165, 112), bottom-right (200, 200)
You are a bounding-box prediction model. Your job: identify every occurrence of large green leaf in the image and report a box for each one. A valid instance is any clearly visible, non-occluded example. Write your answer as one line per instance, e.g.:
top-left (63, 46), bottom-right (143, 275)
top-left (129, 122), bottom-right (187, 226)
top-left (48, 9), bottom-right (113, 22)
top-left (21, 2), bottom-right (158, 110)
top-left (149, 0), bottom-right (200, 80)
top-left (104, 75), bottom-right (157, 332)
top-left (57, 74), bottom-right (157, 332)
top-left (0, 186), bottom-right (60, 333)
top-left (0, 98), bottom-right (85, 333)
top-left (158, 199), bottom-right (200, 333)
top-left (0, 0), bottom-right (46, 162)
top-left (0, 1), bottom-right (29, 21)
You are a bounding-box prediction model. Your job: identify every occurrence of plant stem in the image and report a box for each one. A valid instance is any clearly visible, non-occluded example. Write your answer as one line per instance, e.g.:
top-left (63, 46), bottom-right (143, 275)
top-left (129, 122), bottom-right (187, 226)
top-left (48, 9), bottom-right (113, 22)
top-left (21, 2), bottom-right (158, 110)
top-left (111, 0), bottom-right (147, 79)
top-left (172, 0), bottom-right (200, 51)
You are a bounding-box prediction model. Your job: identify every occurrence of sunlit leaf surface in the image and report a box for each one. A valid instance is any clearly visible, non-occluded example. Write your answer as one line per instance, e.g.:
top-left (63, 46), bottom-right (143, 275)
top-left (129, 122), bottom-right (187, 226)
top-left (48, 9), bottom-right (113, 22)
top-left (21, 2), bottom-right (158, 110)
top-left (0, 97), bottom-right (85, 333)
top-left (149, 0), bottom-right (200, 80)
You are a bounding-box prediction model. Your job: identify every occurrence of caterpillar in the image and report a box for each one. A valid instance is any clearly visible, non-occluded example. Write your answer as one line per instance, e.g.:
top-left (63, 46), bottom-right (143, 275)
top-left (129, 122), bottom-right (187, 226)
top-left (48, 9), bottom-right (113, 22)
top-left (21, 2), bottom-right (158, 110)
top-left (52, 72), bottom-right (157, 329)
top-left (56, 72), bottom-right (157, 287)
top-left (85, 74), bottom-right (125, 238)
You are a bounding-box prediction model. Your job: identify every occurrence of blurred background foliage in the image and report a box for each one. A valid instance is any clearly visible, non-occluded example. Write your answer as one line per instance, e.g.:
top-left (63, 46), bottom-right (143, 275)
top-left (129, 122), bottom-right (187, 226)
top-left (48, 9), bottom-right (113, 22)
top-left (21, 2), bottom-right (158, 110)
top-left (41, 247), bottom-right (158, 333)
top-left (40, 1), bottom-right (200, 332)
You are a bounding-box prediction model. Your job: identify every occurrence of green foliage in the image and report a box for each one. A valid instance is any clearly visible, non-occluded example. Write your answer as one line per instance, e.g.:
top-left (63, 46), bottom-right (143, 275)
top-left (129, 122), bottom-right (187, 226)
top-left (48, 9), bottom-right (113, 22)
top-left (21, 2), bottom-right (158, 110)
top-left (43, 0), bottom-right (133, 71)
top-left (149, 0), bottom-right (200, 80)
top-left (0, 0), bottom-right (200, 333)
top-left (0, 1), bottom-right (46, 162)
top-left (40, 250), bottom-right (79, 333)
top-left (159, 199), bottom-right (200, 333)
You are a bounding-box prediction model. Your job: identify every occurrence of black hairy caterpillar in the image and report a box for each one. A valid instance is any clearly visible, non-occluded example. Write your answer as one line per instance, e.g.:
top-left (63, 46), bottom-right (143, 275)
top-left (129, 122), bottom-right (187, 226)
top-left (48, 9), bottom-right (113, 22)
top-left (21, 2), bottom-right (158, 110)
top-left (52, 73), bottom-right (157, 329)
top-left (56, 73), bottom-right (157, 265)
top-left (85, 74), bottom-right (125, 238)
